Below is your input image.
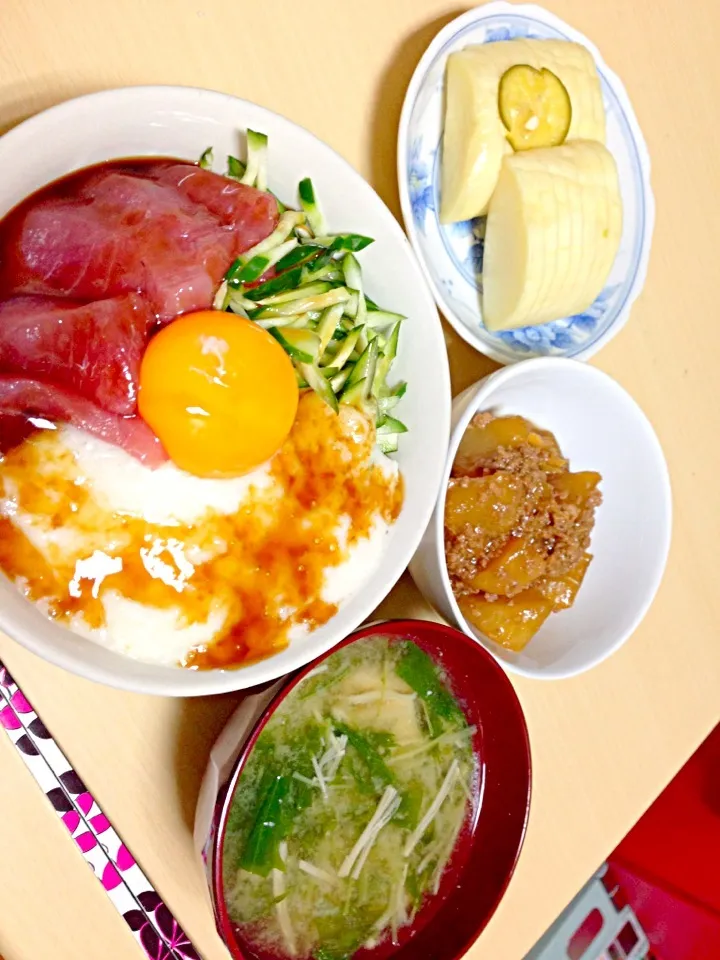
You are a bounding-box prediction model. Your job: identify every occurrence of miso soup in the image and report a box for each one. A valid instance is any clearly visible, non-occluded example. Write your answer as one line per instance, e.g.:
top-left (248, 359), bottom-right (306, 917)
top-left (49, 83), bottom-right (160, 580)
top-left (222, 635), bottom-right (476, 959)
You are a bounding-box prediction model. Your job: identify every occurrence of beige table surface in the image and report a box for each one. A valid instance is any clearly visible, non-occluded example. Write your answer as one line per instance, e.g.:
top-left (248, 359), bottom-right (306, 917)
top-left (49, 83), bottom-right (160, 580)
top-left (1, 1), bottom-right (719, 958)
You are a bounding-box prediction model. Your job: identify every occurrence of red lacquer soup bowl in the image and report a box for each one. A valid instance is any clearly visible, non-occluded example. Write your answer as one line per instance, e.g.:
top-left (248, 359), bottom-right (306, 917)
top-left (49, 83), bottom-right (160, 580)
top-left (208, 619), bottom-right (532, 960)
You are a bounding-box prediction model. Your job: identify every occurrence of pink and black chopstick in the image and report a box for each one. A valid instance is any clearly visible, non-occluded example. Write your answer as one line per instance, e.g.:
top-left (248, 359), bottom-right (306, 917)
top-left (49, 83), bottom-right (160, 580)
top-left (0, 660), bottom-right (202, 960)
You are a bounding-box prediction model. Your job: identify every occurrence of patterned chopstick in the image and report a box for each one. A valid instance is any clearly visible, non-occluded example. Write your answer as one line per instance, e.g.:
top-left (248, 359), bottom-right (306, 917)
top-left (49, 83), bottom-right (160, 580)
top-left (0, 661), bottom-right (201, 960)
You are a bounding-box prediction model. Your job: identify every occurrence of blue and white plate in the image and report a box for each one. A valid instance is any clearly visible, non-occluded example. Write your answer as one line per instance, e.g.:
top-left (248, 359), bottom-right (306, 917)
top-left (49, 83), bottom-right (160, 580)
top-left (397, 2), bottom-right (654, 364)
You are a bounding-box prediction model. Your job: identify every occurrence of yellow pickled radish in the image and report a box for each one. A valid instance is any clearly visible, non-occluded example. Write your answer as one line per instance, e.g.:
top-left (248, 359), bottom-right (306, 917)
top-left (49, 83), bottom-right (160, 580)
top-left (440, 40), bottom-right (605, 223)
top-left (498, 64), bottom-right (572, 151)
top-left (482, 140), bottom-right (623, 332)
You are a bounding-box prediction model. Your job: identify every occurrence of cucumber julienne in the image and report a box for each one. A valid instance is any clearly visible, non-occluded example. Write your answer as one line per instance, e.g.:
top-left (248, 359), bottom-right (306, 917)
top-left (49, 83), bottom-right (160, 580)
top-left (201, 132), bottom-right (408, 453)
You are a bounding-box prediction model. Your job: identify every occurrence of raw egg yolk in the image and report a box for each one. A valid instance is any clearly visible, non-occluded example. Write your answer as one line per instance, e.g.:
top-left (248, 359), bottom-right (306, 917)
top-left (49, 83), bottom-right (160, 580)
top-left (138, 311), bottom-right (299, 478)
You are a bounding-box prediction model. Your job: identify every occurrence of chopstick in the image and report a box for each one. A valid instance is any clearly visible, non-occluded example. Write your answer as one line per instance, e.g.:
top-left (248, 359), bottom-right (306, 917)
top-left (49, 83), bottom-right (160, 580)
top-left (0, 660), bottom-right (202, 960)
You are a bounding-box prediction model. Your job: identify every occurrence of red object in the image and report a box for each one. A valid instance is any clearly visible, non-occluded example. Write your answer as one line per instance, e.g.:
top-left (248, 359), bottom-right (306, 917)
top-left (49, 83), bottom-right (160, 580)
top-left (5, 171), bottom-right (234, 319)
top-left (151, 163), bottom-right (279, 251)
top-left (613, 724), bottom-right (720, 912)
top-left (211, 619), bottom-right (532, 960)
top-left (0, 293), bottom-right (151, 415)
top-left (566, 908), bottom-right (604, 959)
top-left (610, 860), bottom-right (720, 960)
top-left (0, 376), bottom-right (167, 466)
top-left (608, 723), bottom-right (720, 958)
top-left (0, 157), bottom-right (280, 460)
top-left (0, 160), bottom-right (278, 321)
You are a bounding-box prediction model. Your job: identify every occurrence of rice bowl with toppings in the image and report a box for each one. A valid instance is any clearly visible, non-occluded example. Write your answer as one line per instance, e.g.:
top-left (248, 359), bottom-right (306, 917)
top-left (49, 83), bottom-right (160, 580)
top-left (0, 394), bottom-right (403, 668)
top-left (0, 87), bottom-right (450, 695)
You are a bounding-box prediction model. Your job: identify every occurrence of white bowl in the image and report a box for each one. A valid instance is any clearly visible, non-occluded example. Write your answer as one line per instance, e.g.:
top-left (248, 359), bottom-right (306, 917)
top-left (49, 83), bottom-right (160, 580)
top-left (409, 358), bottom-right (672, 679)
top-left (0, 86), bottom-right (451, 696)
top-left (397, 2), bottom-right (655, 364)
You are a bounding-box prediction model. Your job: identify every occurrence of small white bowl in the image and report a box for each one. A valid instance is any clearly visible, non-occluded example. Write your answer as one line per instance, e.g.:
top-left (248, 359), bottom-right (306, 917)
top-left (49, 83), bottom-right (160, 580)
top-left (0, 86), bottom-right (451, 697)
top-left (409, 358), bottom-right (672, 679)
top-left (397, 2), bottom-right (655, 364)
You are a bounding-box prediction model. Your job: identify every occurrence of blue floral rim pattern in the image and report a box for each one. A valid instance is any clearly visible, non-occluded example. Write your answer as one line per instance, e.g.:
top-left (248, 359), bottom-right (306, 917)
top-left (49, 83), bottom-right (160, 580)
top-left (404, 10), bottom-right (649, 361)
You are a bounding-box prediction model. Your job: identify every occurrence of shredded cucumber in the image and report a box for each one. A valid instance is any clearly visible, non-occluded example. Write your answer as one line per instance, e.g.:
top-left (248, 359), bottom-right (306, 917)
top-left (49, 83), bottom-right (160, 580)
top-left (199, 147), bottom-right (213, 170)
top-left (299, 363), bottom-right (339, 413)
top-left (377, 415), bottom-right (408, 436)
top-left (302, 263), bottom-right (343, 285)
top-left (342, 291), bottom-right (360, 320)
top-left (327, 327), bottom-right (363, 371)
top-left (378, 382), bottom-right (407, 417)
top-left (241, 129), bottom-right (269, 191)
top-left (298, 177), bottom-right (326, 236)
top-left (253, 287), bottom-right (351, 319)
top-left (227, 155), bottom-right (246, 180)
top-left (209, 129), bottom-right (408, 453)
top-left (254, 314), bottom-right (307, 330)
top-left (329, 368), bottom-right (352, 393)
top-left (229, 239), bottom-right (298, 285)
top-left (243, 268), bottom-right (303, 302)
top-left (373, 322), bottom-right (400, 397)
top-left (317, 303), bottom-right (345, 355)
top-left (271, 327), bottom-right (320, 364)
top-left (257, 281), bottom-right (332, 307)
top-left (274, 245), bottom-right (322, 274)
top-left (226, 290), bottom-right (257, 315)
top-left (212, 280), bottom-right (229, 311)
top-left (346, 340), bottom-right (379, 396)
top-left (313, 234), bottom-right (374, 254)
top-left (340, 378), bottom-right (368, 406)
top-left (230, 211), bottom-right (305, 274)
top-left (343, 254), bottom-right (367, 329)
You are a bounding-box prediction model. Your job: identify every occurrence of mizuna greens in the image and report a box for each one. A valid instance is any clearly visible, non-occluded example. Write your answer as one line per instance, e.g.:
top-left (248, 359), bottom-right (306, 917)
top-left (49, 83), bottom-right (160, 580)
top-left (204, 132), bottom-right (408, 455)
top-left (222, 636), bottom-right (476, 960)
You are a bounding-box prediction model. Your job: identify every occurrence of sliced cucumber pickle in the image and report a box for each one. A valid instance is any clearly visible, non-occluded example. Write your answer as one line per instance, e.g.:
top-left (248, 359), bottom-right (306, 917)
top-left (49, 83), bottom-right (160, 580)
top-left (498, 64), bottom-right (572, 151)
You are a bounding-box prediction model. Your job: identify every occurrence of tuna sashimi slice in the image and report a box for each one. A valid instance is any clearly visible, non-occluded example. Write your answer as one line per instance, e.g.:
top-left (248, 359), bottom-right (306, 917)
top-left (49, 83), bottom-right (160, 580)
top-left (0, 294), bottom-right (153, 416)
top-left (151, 164), bottom-right (279, 254)
top-left (5, 200), bottom-right (139, 300)
top-left (78, 173), bottom-right (237, 318)
top-left (4, 173), bottom-right (235, 320)
top-left (0, 378), bottom-right (167, 467)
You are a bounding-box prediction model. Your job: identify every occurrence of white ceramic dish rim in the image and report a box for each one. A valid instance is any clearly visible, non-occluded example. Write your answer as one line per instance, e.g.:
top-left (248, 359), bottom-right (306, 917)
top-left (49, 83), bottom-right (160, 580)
top-left (0, 84), bottom-right (452, 696)
top-left (396, 1), bottom-right (656, 365)
top-left (429, 357), bottom-right (673, 679)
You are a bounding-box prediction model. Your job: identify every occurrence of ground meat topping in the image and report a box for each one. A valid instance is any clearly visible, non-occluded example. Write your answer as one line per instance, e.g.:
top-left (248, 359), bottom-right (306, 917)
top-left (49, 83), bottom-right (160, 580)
top-left (445, 413), bottom-right (601, 602)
